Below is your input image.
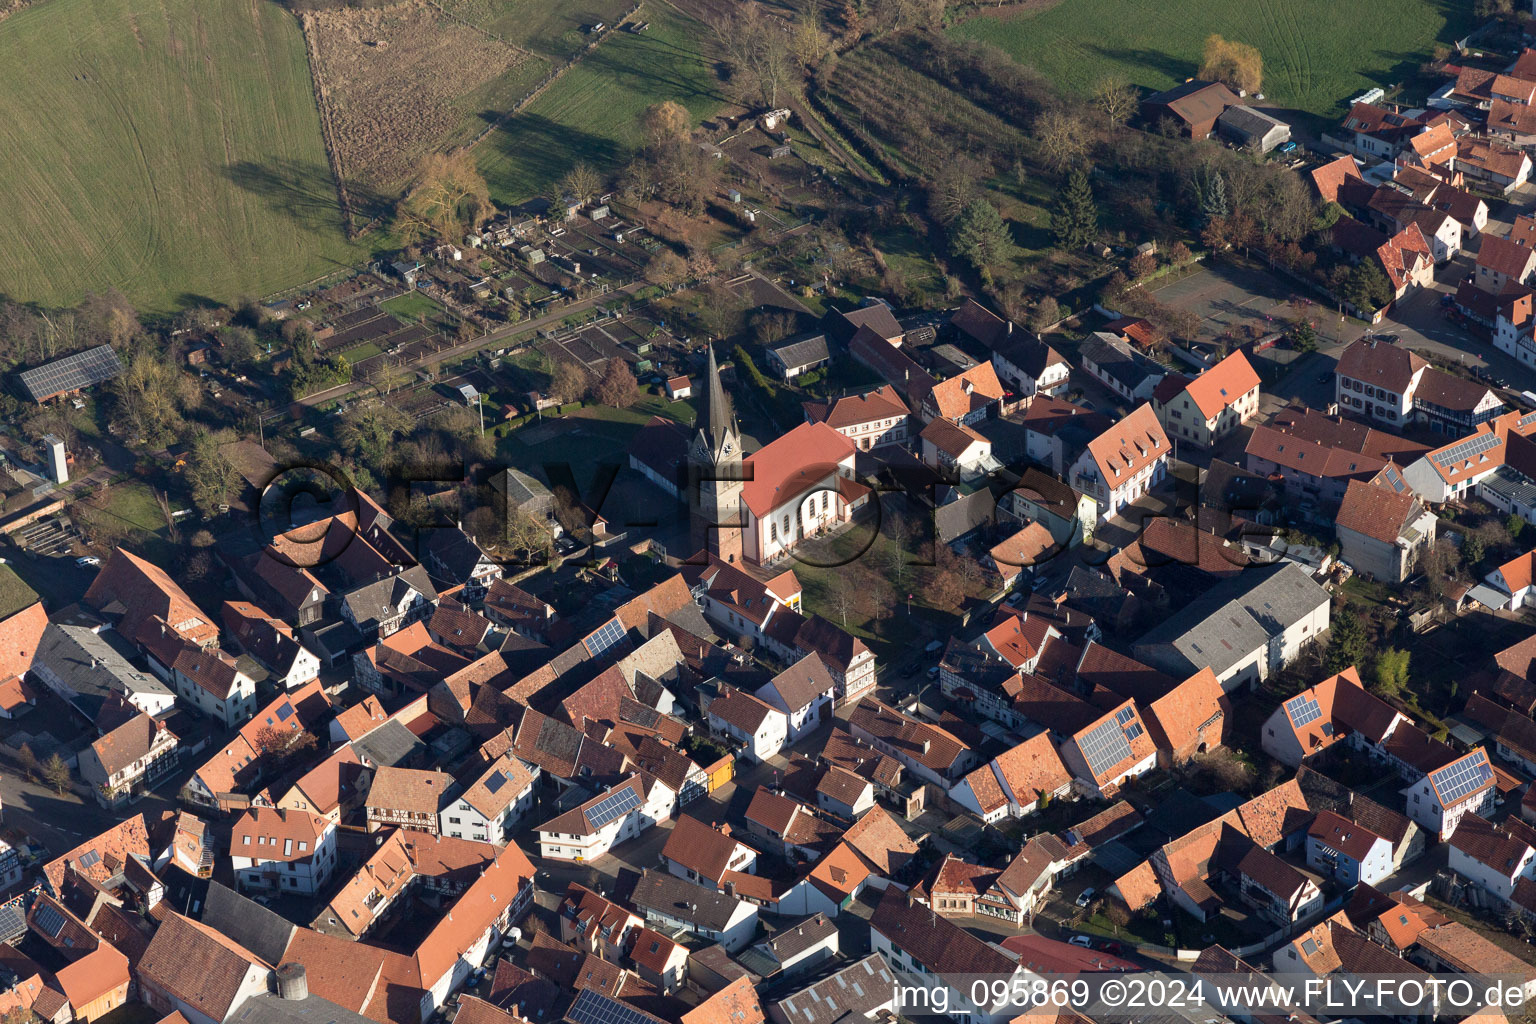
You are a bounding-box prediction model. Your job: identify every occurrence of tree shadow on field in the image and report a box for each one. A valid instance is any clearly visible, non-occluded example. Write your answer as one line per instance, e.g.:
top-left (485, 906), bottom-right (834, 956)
top-left (220, 157), bottom-right (391, 226)
top-left (1088, 46), bottom-right (1194, 85)
top-left (477, 113), bottom-right (625, 199)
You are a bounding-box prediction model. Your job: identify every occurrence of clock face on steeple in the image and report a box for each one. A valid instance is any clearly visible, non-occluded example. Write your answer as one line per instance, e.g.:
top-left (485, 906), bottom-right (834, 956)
top-left (721, 441), bottom-right (734, 457)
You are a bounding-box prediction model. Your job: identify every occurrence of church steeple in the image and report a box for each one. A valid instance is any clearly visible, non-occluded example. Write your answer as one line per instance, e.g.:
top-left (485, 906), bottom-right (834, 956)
top-left (694, 344), bottom-right (740, 465)
top-left (689, 344), bottom-right (744, 563)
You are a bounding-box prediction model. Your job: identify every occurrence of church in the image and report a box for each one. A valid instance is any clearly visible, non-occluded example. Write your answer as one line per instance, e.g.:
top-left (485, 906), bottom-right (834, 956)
top-left (689, 347), bottom-right (871, 566)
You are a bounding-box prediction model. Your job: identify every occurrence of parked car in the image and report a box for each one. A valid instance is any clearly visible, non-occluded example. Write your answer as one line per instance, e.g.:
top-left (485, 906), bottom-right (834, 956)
top-left (75, 556), bottom-right (101, 568)
top-left (1100, 940), bottom-right (1126, 955)
top-left (1277, 141), bottom-right (1298, 154)
top-left (1075, 887), bottom-right (1096, 908)
top-left (1068, 935), bottom-right (1094, 948)
top-left (924, 640), bottom-right (944, 654)
top-left (926, 665), bottom-right (941, 680)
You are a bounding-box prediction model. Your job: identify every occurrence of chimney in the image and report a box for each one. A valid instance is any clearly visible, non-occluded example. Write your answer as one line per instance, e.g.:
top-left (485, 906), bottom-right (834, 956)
top-left (276, 963), bottom-right (309, 1001)
top-left (922, 739), bottom-right (931, 755)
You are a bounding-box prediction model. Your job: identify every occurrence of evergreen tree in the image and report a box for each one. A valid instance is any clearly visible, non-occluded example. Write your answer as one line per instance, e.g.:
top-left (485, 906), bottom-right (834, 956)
top-left (1324, 608), bottom-right (1367, 675)
top-left (1051, 167), bottom-right (1098, 251)
top-left (1200, 169), bottom-right (1229, 226)
top-left (1341, 261), bottom-right (1393, 313)
top-left (951, 200), bottom-right (1015, 271)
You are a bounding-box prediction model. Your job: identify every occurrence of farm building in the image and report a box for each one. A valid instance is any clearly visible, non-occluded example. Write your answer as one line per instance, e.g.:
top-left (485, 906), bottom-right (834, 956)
top-left (17, 345), bottom-right (125, 404)
top-left (1139, 80), bottom-right (1239, 139)
top-left (767, 334), bottom-right (832, 380)
top-left (1217, 106), bottom-right (1292, 153)
top-left (665, 376), bottom-right (692, 400)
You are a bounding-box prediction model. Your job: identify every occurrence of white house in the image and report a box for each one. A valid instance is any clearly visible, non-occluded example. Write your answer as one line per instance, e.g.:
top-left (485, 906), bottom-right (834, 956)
top-left (78, 713), bottom-right (181, 807)
top-left (919, 418), bottom-right (994, 476)
top-left (1150, 350), bottom-right (1262, 449)
top-left (802, 385), bottom-right (911, 452)
top-left (661, 815), bottom-right (758, 891)
top-left (1487, 549), bottom-right (1536, 610)
top-left (631, 869), bottom-right (759, 952)
top-left (949, 732), bottom-right (1074, 823)
top-left (439, 754), bottom-right (538, 845)
top-left (143, 635), bottom-right (258, 728)
top-left (708, 688), bottom-right (789, 763)
top-left (1306, 810), bottom-right (1395, 887)
top-left (537, 775), bottom-right (674, 861)
top-left (229, 807), bottom-right (337, 895)
top-left (1067, 403), bottom-right (1169, 523)
top-left (1448, 814), bottom-right (1536, 904)
top-left (1404, 748), bottom-right (1497, 840)
top-left (755, 653), bottom-right (836, 741)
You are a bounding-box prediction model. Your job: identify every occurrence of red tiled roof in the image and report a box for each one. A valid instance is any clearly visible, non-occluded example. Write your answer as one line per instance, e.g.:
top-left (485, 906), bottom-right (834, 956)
top-left (1179, 350), bottom-right (1261, 420)
top-left (927, 363), bottom-right (1004, 421)
top-left (1083, 404), bottom-right (1169, 488)
top-left (740, 421), bottom-right (855, 518)
top-left (1311, 154), bottom-right (1364, 203)
top-left (803, 384), bottom-right (909, 430)
top-left (1478, 234), bottom-right (1536, 279)
top-left (1336, 479), bottom-right (1424, 545)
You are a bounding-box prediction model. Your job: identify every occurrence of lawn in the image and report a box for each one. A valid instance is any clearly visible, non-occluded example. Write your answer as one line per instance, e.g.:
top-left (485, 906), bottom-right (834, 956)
top-left (0, 0), bottom-right (375, 313)
top-left (476, 4), bottom-right (725, 203)
top-left (951, 0), bottom-right (1474, 120)
top-left (383, 291), bottom-right (445, 322)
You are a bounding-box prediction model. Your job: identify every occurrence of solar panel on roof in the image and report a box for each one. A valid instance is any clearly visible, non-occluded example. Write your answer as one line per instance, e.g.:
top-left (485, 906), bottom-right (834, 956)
top-left (276, 703), bottom-right (294, 722)
top-left (584, 618), bottom-right (626, 658)
top-left (1285, 694), bottom-right (1323, 727)
top-left (567, 988), bottom-right (658, 1024)
top-left (0, 904), bottom-right (25, 943)
top-left (1431, 751), bottom-right (1493, 804)
top-left (485, 771), bottom-right (507, 795)
top-left (16, 345), bottom-right (125, 402)
top-left (1114, 706), bottom-right (1135, 726)
top-left (587, 785), bottom-right (641, 828)
top-left (1433, 432), bottom-right (1501, 467)
top-left (78, 849), bottom-right (102, 868)
top-left (32, 903), bottom-right (65, 937)
top-left (1079, 716), bottom-right (1134, 779)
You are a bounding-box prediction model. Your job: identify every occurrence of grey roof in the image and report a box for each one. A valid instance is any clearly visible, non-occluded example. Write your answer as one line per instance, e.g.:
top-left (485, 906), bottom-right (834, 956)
top-left (1218, 104), bottom-right (1289, 139)
top-left (201, 881), bottom-right (295, 966)
top-left (229, 992), bottom-right (377, 1024)
top-left (757, 913), bottom-right (838, 964)
top-left (496, 467), bottom-right (552, 509)
top-left (768, 953), bottom-right (896, 1024)
top-left (341, 566), bottom-right (437, 628)
top-left (1080, 332), bottom-right (1164, 392)
top-left (423, 526), bottom-right (493, 584)
top-left (934, 487), bottom-right (996, 544)
top-left (1481, 465), bottom-right (1536, 510)
top-left (1134, 562), bottom-right (1328, 676)
top-left (18, 344), bottom-right (124, 402)
top-left (350, 718), bottom-right (427, 769)
top-left (35, 622), bottom-right (172, 717)
top-left (702, 344), bottom-right (738, 461)
top-left (630, 868), bottom-right (748, 931)
top-left (770, 333), bottom-right (831, 372)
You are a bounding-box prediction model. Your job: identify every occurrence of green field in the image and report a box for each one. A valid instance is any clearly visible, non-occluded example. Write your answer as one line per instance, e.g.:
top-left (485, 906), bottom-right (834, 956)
top-left (382, 291), bottom-right (444, 321)
top-left (952, 0), bottom-right (1474, 120)
top-left (0, 0), bottom-right (371, 313)
top-left (476, 5), bottom-right (724, 203)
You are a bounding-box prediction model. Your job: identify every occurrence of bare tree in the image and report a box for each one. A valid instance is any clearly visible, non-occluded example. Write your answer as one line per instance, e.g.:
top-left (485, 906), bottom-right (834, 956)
top-left (1034, 109), bottom-right (1090, 172)
top-left (1091, 77), bottom-right (1139, 131)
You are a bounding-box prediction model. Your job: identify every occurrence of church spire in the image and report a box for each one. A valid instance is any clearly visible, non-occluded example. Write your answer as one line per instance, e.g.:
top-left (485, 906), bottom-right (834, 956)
top-left (702, 344), bottom-right (737, 456)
